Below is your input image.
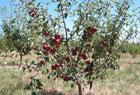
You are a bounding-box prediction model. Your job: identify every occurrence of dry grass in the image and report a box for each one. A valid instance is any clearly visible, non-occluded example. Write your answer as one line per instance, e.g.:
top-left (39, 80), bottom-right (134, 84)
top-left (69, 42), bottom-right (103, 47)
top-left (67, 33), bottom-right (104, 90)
top-left (0, 52), bottom-right (140, 95)
top-left (0, 51), bottom-right (38, 65)
top-left (119, 53), bottom-right (140, 64)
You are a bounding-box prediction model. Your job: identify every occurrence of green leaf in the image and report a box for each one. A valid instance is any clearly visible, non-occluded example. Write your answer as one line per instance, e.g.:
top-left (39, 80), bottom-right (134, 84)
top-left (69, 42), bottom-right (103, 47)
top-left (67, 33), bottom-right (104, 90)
top-left (44, 56), bottom-right (49, 61)
top-left (32, 92), bottom-right (37, 95)
top-left (64, 13), bottom-right (68, 19)
top-left (36, 79), bottom-right (43, 86)
top-left (54, 9), bottom-right (60, 12)
top-left (24, 86), bottom-right (31, 90)
top-left (54, 22), bottom-right (56, 27)
top-left (57, 4), bottom-right (61, 9)
top-left (32, 61), bottom-right (35, 64)
top-left (30, 81), bottom-right (33, 86)
top-left (69, 84), bottom-right (74, 88)
top-left (22, 66), bottom-right (26, 72)
top-left (37, 51), bottom-right (42, 55)
top-left (68, 2), bottom-right (71, 6)
top-left (48, 76), bottom-right (50, 79)
top-left (37, 2), bottom-right (41, 7)
top-left (36, 86), bottom-right (42, 89)
top-left (89, 81), bottom-right (92, 89)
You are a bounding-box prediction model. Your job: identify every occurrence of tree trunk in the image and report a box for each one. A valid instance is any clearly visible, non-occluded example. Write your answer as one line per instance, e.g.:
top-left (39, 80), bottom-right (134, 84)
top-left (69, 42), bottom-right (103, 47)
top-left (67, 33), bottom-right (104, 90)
top-left (78, 84), bottom-right (82, 95)
top-left (18, 53), bottom-right (23, 69)
top-left (4, 51), bottom-right (8, 61)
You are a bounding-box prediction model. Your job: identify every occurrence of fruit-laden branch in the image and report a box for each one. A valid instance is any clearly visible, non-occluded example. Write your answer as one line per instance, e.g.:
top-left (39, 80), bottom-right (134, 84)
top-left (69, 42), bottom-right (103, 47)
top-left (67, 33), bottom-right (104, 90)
top-left (60, 1), bottom-right (70, 55)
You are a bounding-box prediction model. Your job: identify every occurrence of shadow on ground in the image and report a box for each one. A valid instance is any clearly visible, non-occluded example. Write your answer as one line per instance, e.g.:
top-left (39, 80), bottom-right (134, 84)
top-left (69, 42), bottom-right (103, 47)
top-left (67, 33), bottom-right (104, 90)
top-left (41, 90), bottom-right (64, 95)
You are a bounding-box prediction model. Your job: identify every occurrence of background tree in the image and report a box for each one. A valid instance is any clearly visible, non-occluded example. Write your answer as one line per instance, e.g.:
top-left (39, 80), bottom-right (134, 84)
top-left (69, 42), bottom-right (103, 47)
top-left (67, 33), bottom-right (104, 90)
top-left (1, 19), bottom-right (33, 68)
top-left (0, 1), bottom-right (37, 68)
top-left (0, 33), bottom-right (13, 60)
top-left (121, 42), bottom-right (140, 57)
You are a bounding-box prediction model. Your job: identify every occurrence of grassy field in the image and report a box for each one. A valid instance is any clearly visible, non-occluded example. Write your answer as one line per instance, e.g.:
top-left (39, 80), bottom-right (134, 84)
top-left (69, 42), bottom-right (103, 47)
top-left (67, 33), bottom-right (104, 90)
top-left (0, 52), bottom-right (140, 95)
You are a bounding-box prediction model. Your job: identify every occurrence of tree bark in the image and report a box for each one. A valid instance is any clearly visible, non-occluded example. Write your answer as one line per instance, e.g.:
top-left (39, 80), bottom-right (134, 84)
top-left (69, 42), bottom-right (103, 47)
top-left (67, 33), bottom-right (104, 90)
top-left (4, 51), bottom-right (8, 61)
top-left (18, 53), bottom-right (23, 69)
top-left (78, 84), bottom-right (82, 95)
